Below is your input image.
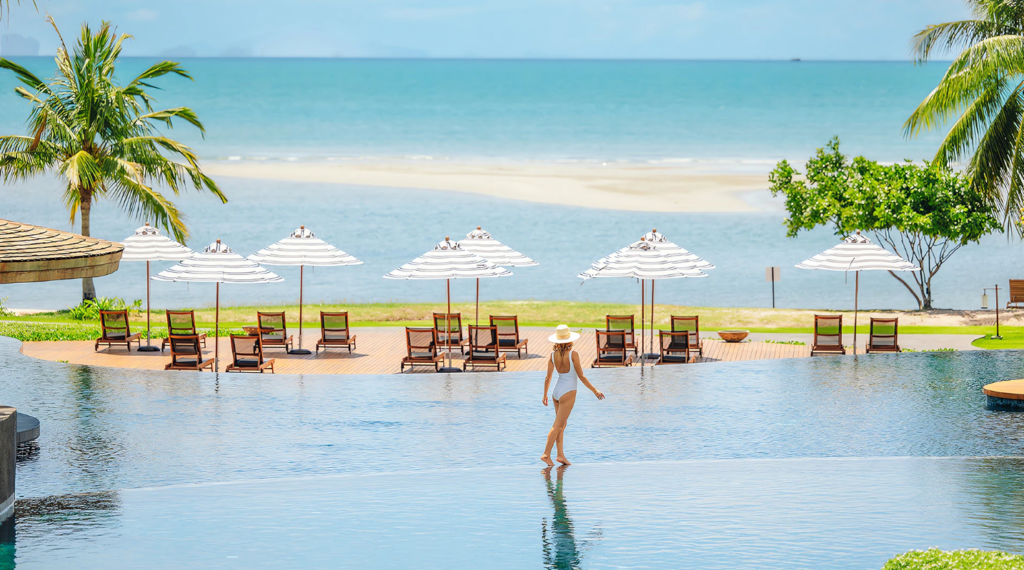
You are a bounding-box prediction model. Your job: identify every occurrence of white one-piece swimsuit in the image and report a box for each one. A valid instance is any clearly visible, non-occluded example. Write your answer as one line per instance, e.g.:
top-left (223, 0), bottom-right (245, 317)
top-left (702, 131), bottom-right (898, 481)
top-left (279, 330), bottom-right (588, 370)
top-left (551, 351), bottom-right (580, 401)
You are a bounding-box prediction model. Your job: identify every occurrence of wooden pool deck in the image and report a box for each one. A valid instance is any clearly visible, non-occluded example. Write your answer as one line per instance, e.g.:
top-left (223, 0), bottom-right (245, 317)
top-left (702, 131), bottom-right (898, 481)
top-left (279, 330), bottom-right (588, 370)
top-left (19, 327), bottom-right (811, 374)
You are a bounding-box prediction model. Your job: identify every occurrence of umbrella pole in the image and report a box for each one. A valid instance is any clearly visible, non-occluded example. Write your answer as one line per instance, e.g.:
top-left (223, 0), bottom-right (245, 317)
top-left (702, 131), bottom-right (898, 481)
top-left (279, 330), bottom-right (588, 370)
top-left (640, 279), bottom-right (645, 363)
top-left (853, 271), bottom-right (859, 356)
top-left (476, 278), bottom-right (480, 327)
top-left (651, 279), bottom-right (656, 361)
top-left (289, 265), bottom-right (313, 355)
top-left (447, 279), bottom-right (452, 370)
top-left (215, 282), bottom-right (220, 371)
top-left (138, 261), bottom-right (159, 352)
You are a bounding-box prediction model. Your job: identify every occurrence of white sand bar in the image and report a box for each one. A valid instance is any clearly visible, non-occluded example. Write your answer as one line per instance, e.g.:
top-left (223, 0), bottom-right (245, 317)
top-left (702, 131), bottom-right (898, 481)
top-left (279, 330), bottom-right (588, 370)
top-left (203, 160), bottom-right (773, 213)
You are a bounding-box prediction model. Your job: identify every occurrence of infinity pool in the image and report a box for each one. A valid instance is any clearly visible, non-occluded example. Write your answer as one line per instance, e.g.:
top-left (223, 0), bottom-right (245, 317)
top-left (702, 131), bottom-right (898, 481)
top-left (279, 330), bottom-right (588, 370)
top-left (3, 336), bottom-right (1024, 568)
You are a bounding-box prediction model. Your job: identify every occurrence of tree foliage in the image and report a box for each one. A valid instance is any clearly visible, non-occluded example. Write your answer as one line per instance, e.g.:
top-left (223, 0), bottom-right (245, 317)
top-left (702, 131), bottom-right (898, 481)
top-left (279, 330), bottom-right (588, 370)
top-left (769, 138), bottom-right (1002, 309)
top-left (0, 19), bottom-right (226, 300)
top-left (906, 0), bottom-right (1024, 233)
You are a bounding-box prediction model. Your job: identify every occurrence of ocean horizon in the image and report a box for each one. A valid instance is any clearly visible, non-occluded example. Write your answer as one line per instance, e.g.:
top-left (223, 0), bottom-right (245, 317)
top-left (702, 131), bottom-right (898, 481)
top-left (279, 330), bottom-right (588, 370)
top-left (0, 58), bottom-right (950, 166)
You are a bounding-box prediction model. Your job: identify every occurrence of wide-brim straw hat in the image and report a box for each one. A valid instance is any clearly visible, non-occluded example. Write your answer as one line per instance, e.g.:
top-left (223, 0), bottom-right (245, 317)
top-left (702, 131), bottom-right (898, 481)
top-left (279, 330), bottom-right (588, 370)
top-left (549, 324), bottom-right (580, 344)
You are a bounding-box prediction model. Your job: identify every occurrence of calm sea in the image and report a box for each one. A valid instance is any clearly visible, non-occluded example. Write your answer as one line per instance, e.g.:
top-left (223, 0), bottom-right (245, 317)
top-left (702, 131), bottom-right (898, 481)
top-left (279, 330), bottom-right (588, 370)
top-left (1, 58), bottom-right (1019, 312)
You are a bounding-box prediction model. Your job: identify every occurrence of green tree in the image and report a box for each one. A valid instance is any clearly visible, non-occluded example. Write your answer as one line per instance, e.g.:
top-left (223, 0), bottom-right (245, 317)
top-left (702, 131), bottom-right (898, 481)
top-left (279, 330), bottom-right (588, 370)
top-left (905, 0), bottom-right (1024, 233)
top-left (769, 138), bottom-right (1002, 310)
top-left (0, 19), bottom-right (225, 301)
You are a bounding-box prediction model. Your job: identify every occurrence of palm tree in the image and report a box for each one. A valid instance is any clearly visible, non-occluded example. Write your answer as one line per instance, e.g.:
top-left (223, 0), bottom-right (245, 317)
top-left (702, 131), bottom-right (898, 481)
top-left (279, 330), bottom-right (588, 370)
top-left (905, 0), bottom-right (1024, 233)
top-left (0, 19), bottom-right (225, 301)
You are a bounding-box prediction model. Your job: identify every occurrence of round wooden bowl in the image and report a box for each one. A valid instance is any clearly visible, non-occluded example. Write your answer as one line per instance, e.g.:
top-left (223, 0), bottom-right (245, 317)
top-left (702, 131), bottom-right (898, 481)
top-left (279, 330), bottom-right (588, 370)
top-left (717, 330), bottom-right (749, 343)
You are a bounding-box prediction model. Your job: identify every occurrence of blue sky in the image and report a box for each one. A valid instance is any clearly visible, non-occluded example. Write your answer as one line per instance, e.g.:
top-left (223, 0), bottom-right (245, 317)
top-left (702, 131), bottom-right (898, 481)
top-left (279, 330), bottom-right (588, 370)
top-left (1, 0), bottom-right (971, 59)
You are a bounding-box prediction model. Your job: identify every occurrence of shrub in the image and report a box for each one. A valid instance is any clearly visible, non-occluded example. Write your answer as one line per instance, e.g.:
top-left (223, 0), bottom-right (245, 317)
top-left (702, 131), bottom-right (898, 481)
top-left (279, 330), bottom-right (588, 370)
top-left (883, 549), bottom-right (1024, 569)
top-left (66, 297), bottom-right (143, 321)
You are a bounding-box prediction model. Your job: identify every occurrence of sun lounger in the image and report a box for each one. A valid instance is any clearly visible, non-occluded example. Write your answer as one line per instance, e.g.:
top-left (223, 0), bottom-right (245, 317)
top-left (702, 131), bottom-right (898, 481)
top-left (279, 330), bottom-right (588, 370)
top-left (164, 334), bottom-right (214, 371)
top-left (592, 330), bottom-right (634, 367)
top-left (256, 312), bottom-right (294, 352)
top-left (1009, 280), bottom-right (1024, 308)
top-left (865, 317), bottom-right (900, 353)
top-left (489, 315), bottom-right (528, 358)
top-left (811, 315), bottom-right (846, 356)
top-left (226, 334), bottom-right (275, 373)
top-left (402, 327), bottom-right (443, 372)
top-left (433, 312), bottom-right (465, 354)
top-left (316, 311), bottom-right (356, 354)
top-left (95, 309), bottom-right (142, 351)
top-left (605, 315), bottom-right (637, 356)
top-left (161, 310), bottom-right (206, 352)
top-left (670, 315), bottom-right (702, 358)
top-left (463, 325), bottom-right (506, 371)
top-left (656, 330), bottom-right (691, 364)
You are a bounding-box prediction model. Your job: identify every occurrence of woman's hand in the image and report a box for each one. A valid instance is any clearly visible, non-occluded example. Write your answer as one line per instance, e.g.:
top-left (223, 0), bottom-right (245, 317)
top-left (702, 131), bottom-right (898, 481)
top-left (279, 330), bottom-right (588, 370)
top-left (594, 390), bottom-right (605, 401)
top-left (543, 395), bottom-right (549, 406)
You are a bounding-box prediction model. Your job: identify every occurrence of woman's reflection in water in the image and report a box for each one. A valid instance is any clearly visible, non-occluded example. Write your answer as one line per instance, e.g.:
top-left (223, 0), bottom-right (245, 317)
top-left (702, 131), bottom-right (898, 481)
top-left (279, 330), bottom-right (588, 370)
top-left (542, 466), bottom-right (600, 569)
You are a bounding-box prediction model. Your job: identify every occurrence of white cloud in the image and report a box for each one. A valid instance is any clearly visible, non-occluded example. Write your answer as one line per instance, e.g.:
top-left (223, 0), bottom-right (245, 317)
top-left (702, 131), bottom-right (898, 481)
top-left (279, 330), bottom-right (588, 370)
top-left (126, 9), bottom-right (159, 22)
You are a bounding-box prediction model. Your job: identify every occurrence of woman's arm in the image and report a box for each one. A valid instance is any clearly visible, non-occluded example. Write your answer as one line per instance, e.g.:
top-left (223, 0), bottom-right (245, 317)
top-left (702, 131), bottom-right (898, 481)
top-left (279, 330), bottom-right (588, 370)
top-left (543, 358), bottom-right (554, 406)
top-left (572, 352), bottom-right (605, 400)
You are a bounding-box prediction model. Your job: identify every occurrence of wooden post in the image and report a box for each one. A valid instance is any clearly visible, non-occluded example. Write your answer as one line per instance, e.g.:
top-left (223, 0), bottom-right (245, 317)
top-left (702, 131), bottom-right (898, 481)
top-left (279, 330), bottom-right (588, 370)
top-left (476, 278), bottom-right (480, 327)
top-left (651, 279), bottom-right (656, 359)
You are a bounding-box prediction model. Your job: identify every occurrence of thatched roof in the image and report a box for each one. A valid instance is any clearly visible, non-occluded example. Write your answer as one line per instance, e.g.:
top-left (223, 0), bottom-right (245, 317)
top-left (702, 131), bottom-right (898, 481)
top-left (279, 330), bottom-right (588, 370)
top-left (0, 219), bottom-right (123, 284)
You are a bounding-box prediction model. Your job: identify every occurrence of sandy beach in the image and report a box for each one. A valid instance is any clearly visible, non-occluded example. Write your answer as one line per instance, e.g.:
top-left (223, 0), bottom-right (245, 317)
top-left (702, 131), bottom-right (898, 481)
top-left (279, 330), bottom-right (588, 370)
top-left (203, 160), bottom-right (775, 213)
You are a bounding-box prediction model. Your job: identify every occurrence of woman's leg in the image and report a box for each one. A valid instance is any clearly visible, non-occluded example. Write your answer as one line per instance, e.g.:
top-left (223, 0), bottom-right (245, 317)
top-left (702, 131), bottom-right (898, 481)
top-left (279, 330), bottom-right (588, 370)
top-left (555, 415), bottom-right (569, 465)
top-left (542, 391), bottom-right (576, 465)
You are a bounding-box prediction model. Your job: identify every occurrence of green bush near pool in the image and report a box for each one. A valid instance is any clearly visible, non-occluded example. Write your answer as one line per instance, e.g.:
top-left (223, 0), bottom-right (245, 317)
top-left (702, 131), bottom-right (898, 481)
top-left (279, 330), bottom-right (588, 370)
top-left (883, 549), bottom-right (1024, 569)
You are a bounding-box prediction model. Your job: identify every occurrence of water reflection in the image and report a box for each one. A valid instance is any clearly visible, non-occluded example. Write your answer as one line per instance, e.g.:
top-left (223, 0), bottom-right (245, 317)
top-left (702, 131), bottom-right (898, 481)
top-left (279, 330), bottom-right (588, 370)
top-left (0, 492), bottom-right (121, 569)
top-left (542, 466), bottom-right (601, 569)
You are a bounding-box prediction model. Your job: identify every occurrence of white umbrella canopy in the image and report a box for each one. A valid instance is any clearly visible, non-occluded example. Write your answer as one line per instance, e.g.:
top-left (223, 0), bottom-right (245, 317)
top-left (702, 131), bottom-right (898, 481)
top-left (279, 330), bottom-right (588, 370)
top-left (796, 231), bottom-right (920, 354)
top-left (385, 237), bottom-right (512, 370)
top-left (153, 240), bottom-right (283, 369)
top-left (580, 235), bottom-right (712, 361)
top-left (120, 223), bottom-right (194, 351)
top-left (457, 226), bottom-right (538, 325)
top-left (249, 226), bottom-right (363, 353)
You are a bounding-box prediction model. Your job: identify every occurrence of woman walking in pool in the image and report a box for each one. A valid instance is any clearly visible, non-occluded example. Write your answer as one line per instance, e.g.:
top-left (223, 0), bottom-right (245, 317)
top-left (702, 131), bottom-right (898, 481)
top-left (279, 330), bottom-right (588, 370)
top-left (542, 325), bottom-right (605, 466)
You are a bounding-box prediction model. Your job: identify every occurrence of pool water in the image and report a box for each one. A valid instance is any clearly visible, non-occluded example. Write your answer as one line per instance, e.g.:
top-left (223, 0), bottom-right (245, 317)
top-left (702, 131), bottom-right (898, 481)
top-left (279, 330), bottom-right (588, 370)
top-left (3, 337), bottom-right (1024, 568)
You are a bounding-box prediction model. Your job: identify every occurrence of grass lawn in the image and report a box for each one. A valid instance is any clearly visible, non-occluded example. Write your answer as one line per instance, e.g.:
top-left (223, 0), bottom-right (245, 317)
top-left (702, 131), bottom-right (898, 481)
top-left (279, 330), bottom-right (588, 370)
top-left (973, 333), bottom-right (1024, 349)
top-left (0, 300), bottom-right (1008, 341)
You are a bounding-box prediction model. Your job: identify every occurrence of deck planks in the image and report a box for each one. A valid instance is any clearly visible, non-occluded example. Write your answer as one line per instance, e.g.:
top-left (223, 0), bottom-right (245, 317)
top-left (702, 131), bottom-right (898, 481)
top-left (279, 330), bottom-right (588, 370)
top-left (20, 328), bottom-right (811, 375)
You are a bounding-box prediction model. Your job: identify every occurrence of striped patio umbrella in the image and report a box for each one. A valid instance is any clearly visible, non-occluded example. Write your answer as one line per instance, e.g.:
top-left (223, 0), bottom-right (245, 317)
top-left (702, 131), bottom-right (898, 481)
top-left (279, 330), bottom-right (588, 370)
top-left (796, 231), bottom-right (919, 354)
top-left (457, 226), bottom-right (538, 326)
top-left (120, 223), bottom-right (193, 351)
top-left (249, 226), bottom-right (363, 354)
top-left (385, 237), bottom-right (512, 371)
top-left (580, 230), bottom-right (712, 361)
top-left (153, 240), bottom-right (283, 369)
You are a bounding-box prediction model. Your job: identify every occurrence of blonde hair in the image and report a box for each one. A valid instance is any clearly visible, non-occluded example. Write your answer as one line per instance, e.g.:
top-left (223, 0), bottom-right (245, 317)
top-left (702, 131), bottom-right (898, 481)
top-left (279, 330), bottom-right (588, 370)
top-left (554, 342), bottom-right (573, 356)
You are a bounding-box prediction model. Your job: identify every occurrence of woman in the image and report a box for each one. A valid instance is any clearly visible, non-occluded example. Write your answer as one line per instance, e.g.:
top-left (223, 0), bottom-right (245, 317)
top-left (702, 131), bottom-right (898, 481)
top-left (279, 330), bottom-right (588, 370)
top-left (542, 325), bottom-right (605, 466)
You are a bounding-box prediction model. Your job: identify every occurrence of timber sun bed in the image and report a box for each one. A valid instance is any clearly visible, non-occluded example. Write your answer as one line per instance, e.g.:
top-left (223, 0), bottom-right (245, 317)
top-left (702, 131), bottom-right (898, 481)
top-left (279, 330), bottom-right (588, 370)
top-left (316, 311), bottom-right (357, 354)
top-left (489, 315), bottom-right (528, 358)
top-left (226, 334), bottom-right (275, 373)
top-left (865, 317), bottom-right (900, 354)
top-left (592, 330), bottom-right (634, 368)
top-left (164, 334), bottom-right (214, 371)
top-left (463, 325), bottom-right (507, 371)
top-left (95, 310), bottom-right (141, 352)
top-left (401, 327), bottom-right (443, 372)
top-left (811, 315), bottom-right (846, 356)
top-left (161, 310), bottom-right (206, 352)
top-left (257, 312), bottom-right (295, 352)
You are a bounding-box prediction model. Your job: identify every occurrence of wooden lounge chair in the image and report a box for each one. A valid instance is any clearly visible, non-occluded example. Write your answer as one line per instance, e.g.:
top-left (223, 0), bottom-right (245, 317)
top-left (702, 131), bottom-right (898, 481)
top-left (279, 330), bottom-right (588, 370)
top-left (865, 317), bottom-right (900, 354)
top-left (433, 312), bottom-right (465, 354)
top-left (811, 315), bottom-right (846, 356)
top-left (592, 330), bottom-right (634, 368)
top-left (95, 309), bottom-right (142, 351)
top-left (464, 325), bottom-right (507, 371)
top-left (161, 310), bottom-right (207, 352)
top-left (656, 330), bottom-right (691, 364)
top-left (605, 315), bottom-right (637, 356)
top-left (489, 315), bottom-right (528, 358)
top-left (316, 311), bottom-right (357, 354)
top-left (670, 315), bottom-right (703, 359)
top-left (256, 312), bottom-right (294, 352)
top-left (401, 327), bottom-right (443, 372)
top-left (1009, 280), bottom-right (1024, 308)
top-left (226, 334), bottom-right (275, 373)
top-left (164, 334), bottom-right (214, 371)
